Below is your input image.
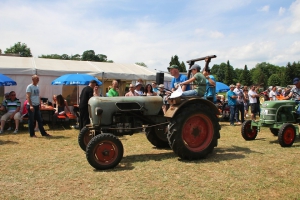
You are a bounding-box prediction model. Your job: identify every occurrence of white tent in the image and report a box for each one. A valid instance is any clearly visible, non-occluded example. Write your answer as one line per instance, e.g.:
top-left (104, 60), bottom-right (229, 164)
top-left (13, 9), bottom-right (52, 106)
top-left (0, 56), bottom-right (172, 104)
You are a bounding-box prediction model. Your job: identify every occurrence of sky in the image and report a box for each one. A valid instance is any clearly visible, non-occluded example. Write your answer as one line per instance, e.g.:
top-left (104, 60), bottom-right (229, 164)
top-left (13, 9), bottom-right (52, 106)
top-left (0, 0), bottom-right (299, 72)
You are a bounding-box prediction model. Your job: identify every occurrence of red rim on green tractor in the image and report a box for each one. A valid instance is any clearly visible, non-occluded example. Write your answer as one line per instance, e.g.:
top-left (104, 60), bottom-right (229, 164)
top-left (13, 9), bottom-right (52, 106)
top-left (283, 127), bottom-right (295, 145)
top-left (245, 123), bottom-right (257, 138)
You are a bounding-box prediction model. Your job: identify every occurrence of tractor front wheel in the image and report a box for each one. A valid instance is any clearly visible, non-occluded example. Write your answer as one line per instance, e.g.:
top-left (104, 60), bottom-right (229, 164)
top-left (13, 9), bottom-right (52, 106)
top-left (278, 123), bottom-right (296, 147)
top-left (86, 133), bottom-right (124, 170)
top-left (241, 120), bottom-right (258, 140)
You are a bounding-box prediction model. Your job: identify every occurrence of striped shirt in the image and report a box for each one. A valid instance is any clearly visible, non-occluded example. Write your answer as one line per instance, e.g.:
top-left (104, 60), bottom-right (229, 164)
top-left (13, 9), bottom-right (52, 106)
top-left (3, 98), bottom-right (21, 113)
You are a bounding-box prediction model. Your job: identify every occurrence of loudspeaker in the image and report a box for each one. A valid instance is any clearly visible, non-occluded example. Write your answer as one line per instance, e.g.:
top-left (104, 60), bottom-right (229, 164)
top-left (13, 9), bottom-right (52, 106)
top-left (156, 73), bottom-right (164, 84)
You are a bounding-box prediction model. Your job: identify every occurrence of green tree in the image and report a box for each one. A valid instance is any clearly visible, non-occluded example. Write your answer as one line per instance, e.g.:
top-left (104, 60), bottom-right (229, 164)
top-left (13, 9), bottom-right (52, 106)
top-left (224, 60), bottom-right (234, 85)
top-left (135, 62), bottom-right (147, 67)
top-left (5, 42), bottom-right (32, 57)
top-left (61, 54), bottom-right (70, 60)
top-left (71, 54), bottom-right (81, 60)
top-left (216, 63), bottom-right (226, 82)
top-left (169, 55), bottom-right (186, 72)
top-left (268, 74), bottom-right (281, 86)
top-left (39, 54), bottom-right (62, 59)
top-left (240, 65), bottom-right (252, 86)
top-left (82, 50), bottom-right (98, 61)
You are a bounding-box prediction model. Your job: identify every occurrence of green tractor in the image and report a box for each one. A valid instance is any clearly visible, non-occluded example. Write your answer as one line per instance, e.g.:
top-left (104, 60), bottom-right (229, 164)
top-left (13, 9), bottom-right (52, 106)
top-left (241, 100), bottom-right (299, 147)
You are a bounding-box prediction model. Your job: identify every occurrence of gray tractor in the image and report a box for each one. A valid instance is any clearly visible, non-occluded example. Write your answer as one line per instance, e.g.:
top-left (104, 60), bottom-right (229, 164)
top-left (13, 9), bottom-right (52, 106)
top-left (78, 55), bottom-right (221, 170)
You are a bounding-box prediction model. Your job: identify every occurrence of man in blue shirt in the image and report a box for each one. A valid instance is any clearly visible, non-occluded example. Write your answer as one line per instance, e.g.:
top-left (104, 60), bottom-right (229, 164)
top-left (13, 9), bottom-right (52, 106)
top-left (168, 65), bottom-right (190, 92)
top-left (204, 68), bottom-right (216, 103)
top-left (227, 84), bottom-right (238, 126)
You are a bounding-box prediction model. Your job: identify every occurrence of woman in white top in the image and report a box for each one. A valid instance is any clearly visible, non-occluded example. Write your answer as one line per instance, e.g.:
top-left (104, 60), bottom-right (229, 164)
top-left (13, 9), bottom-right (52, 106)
top-left (269, 86), bottom-right (277, 101)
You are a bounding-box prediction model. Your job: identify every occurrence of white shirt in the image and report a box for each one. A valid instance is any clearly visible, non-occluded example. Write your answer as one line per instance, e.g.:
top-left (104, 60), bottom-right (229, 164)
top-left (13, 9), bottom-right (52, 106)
top-left (233, 88), bottom-right (244, 104)
top-left (269, 90), bottom-right (277, 101)
top-left (248, 89), bottom-right (257, 103)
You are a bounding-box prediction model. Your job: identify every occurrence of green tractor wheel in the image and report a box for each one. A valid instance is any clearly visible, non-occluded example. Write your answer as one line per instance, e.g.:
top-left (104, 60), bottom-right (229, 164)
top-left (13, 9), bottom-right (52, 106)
top-left (278, 123), bottom-right (296, 147)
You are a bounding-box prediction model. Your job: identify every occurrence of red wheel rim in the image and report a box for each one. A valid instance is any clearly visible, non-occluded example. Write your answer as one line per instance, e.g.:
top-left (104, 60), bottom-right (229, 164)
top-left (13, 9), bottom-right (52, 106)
top-left (283, 127), bottom-right (295, 145)
top-left (245, 123), bottom-right (257, 138)
top-left (93, 140), bottom-right (118, 165)
top-left (182, 114), bottom-right (213, 152)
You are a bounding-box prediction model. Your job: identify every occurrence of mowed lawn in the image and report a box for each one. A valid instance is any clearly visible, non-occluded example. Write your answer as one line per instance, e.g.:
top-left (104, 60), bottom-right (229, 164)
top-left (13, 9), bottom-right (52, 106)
top-left (0, 121), bottom-right (300, 200)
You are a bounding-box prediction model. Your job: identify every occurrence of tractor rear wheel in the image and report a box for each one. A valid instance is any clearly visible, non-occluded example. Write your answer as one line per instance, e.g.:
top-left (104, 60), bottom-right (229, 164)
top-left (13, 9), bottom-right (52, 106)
top-left (241, 120), bottom-right (258, 140)
top-left (167, 104), bottom-right (220, 160)
top-left (278, 123), bottom-right (296, 147)
top-left (270, 128), bottom-right (279, 136)
top-left (86, 133), bottom-right (124, 170)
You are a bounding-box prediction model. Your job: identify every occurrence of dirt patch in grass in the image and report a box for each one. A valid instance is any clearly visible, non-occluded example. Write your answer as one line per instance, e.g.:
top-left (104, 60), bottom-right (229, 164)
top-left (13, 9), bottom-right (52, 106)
top-left (0, 122), bottom-right (299, 199)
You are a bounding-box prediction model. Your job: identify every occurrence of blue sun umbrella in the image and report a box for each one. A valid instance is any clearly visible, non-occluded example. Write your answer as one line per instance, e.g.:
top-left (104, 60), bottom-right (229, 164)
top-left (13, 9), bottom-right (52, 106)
top-left (51, 74), bottom-right (102, 105)
top-left (0, 74), bottom-right (17, 86)
top-left (216, 82), bottom-right (230, 93)
top-left (51, 74), bottom-right (102, 86)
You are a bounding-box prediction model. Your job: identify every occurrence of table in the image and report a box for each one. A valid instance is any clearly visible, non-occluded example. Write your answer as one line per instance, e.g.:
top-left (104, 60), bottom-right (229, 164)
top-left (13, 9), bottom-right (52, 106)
top-left (40, 105), bottom-right (54, 122)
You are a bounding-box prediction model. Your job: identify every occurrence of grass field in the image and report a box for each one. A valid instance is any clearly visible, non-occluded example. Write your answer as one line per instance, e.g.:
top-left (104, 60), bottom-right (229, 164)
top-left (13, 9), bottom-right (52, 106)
top-left (0, 121), bottom-right (300, 200)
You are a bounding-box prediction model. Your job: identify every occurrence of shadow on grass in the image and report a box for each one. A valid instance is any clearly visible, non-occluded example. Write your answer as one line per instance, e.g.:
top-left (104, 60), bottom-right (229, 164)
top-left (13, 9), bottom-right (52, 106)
top-left (178, 145), bottom-right (262, 164)
top-left (92, 152), bottom-right (175, 172)
top-left (269, 138), bottom-right (300, 147)
top-left (0, 139), bottom-right (19, 145)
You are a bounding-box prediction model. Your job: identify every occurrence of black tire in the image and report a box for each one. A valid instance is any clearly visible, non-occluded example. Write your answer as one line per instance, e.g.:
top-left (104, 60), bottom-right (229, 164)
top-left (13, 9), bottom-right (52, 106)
top-left (270, 128), bottom-right (279, 136)
top-left (278, 123), bottom-right (296, 147)
top-left (167, 104), bottom-right (220, 160)
top-left (78, 127), bottom-right (99, 151)
top-left (86, 133), bottom-right (124, 170)
top-left (145, 126), bottom-right (170, 148)
top-left (241, 120), bottom-right (258, 140)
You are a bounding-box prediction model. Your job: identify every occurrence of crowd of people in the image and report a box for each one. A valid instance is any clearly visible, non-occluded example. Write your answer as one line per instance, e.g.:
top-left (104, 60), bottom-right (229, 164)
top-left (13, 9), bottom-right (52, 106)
top-left (2, 71), bottom-right (300, 136)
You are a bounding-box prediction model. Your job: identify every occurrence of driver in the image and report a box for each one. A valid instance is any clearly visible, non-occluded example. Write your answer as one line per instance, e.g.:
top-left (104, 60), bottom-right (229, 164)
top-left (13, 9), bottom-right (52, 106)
top-left (284, 78), bottom-right (300, 114)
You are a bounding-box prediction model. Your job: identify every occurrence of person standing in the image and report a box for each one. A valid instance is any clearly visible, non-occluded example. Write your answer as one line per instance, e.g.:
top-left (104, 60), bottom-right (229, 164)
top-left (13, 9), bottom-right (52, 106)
top-left (79, 80), bottom-right (98, 130)
top-left (107, 80), bottom-right (119, 97)
top-left (125, 84), bottom-right (139, 96)
top-left (233, 83), bottom-right (244, 124)
top-left (227, 84), bottom-right (238, 126)
top-left (203, 68), bottom-right (216, 103)
top-left (248, 85), bottom-right (260, 121)
top-left (26, 75), bottom-right (51, 137)
top-left (168, 65), bottom-right (190, 92)
top-left (243, 88), bottom-right (250, 119)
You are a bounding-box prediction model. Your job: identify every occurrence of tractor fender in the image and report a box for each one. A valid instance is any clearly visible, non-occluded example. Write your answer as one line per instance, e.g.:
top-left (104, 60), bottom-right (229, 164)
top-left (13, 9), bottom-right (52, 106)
top-left (164, 98), bottom-right (220, 118)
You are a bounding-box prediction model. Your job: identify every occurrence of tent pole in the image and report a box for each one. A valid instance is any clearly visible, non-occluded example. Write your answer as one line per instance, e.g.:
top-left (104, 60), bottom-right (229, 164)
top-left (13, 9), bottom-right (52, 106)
top-left (102, 72), bottom-right (104, 97)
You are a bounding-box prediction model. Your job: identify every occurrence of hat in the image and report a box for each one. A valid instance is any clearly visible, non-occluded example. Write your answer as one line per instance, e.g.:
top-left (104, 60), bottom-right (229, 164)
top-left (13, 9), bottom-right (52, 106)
top-left (135, 82), bottom-right (142, 87)
top-left (189, 64), bottom-right (201, 71)
top-left (229, 84), bottom-right (235, 88)
top-left (168, 65), bottom-right (179, 69)
top-left (158, 84), bottom-right (164, 88)
top-left (293, 78), bottom-right (300, 85)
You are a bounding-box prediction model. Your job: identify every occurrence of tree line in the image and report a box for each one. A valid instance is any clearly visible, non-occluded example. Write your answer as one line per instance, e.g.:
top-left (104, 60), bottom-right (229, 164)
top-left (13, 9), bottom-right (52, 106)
top-left (2, 42), bottom-right (299, 88)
